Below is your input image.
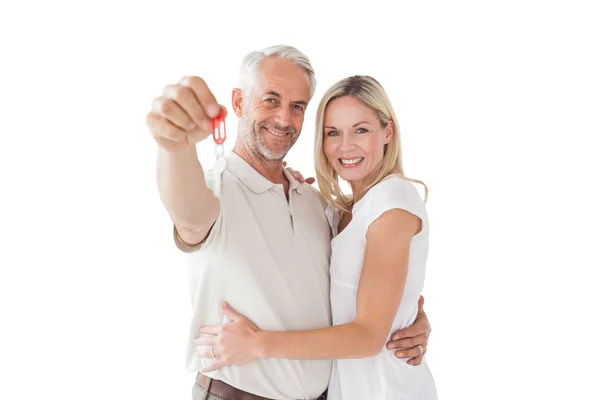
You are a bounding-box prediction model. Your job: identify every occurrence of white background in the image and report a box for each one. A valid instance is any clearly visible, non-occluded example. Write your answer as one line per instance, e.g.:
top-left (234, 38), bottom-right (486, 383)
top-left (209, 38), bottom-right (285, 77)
top-left (1, 1), bottom-right (599, 399)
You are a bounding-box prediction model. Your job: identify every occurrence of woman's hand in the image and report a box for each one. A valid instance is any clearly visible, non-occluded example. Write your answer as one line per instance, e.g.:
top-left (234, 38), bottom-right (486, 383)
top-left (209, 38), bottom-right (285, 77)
top-left (282, 161), bottom-right (315, 184)
top-left (194, 302), bottom-right (264, 372)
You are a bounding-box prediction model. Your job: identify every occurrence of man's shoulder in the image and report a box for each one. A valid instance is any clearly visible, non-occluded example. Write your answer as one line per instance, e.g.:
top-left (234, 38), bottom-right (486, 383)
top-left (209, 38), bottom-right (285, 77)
top-left (300, 183), bottom-right (327, 208)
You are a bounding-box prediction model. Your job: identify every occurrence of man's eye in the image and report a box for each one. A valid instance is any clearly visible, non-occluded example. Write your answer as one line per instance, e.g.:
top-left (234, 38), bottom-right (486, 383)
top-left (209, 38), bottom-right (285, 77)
top-left (265, 98), bottom-right (277, 103)
top-left (292, 104), bottom-right (304, 112)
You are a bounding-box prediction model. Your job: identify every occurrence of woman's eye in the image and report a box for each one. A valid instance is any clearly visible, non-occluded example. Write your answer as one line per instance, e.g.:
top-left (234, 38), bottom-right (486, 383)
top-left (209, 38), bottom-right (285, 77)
top-left (356, 128), bottom-right (368, 134)
top-left (326, 131), bottom-right (339, 137)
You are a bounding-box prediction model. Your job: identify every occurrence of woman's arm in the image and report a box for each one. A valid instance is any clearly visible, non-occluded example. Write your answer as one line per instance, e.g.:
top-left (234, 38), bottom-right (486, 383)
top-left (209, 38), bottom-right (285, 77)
top-left (197, 208), bottom-right (421, 371)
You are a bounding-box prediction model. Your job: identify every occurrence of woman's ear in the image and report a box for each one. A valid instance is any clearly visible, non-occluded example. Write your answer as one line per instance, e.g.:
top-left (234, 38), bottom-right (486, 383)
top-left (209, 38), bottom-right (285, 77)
top-left (384, 120), bottom-right (394, 144)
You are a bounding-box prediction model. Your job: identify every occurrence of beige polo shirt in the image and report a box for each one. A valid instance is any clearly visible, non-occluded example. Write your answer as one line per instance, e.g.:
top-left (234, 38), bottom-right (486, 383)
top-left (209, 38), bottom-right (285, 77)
top-left (175, 151), bottom-right (332, 400)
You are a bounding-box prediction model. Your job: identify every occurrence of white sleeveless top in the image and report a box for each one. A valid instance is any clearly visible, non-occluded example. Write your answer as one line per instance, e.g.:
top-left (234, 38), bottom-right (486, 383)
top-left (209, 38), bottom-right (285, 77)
top-left (325, 175), bottom-right (438, 400)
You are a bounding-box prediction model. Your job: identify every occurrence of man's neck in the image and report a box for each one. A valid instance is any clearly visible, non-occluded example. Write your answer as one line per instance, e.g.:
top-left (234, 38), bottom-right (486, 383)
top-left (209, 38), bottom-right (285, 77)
top-left (232, 143), bottom-right (288, 186)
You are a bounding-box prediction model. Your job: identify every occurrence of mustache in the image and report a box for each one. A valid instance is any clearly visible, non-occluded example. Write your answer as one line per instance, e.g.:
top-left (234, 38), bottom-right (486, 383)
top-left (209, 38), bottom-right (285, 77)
top-left (260, 123), bottom-right (296, 135)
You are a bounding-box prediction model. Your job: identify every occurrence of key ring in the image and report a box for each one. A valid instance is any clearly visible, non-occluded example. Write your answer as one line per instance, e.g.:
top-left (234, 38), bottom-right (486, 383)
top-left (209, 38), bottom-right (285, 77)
top-left (212, 109), bottom-right (226, 144)
top-left (212, 109), bottom-right (226, 158)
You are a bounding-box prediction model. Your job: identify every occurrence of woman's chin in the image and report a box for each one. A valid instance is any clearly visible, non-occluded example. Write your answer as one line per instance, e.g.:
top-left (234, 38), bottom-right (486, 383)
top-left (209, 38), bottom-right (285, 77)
top-left (335, 169), bottom-right (366, 183)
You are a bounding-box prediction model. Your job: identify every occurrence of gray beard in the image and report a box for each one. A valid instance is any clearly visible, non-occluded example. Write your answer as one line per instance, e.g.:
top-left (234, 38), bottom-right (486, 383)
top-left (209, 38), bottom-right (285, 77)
top-left (240, 114), bottom-right (297, 162)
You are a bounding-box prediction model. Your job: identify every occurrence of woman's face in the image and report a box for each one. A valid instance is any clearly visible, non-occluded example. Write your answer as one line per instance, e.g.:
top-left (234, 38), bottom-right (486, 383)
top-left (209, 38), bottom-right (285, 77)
top-left (323, 96), bottom-right (392, 188)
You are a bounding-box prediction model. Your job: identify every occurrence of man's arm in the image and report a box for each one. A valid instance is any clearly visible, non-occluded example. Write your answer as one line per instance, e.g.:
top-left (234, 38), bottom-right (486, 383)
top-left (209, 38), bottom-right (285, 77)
top-left (147, 76), bottom-right (224, 248)
top-left (157, 145), bottom-right (219, 248)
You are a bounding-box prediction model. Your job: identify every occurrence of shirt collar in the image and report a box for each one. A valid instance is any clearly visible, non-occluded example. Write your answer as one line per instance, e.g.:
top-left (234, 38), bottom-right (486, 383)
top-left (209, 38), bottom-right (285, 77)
top-left (225, 151), bottom-right (303, 194)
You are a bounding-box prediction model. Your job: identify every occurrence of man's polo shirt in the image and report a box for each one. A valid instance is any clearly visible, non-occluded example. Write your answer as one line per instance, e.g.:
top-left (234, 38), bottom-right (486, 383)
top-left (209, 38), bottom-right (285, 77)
top-left (176, 151), bottom-right (332, 399)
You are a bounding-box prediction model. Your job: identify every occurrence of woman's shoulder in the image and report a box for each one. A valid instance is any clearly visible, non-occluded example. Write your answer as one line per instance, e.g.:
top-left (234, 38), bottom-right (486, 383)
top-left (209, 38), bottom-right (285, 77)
top-left (357, 174), bottom-right (428, 227)
top-left (363, 174), bottom-right (422, 204)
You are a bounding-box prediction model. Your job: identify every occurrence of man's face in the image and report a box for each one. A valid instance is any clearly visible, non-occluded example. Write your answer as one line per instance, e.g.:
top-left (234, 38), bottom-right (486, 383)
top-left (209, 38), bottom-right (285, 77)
top-left (239, 57), bottom-right (311, 161)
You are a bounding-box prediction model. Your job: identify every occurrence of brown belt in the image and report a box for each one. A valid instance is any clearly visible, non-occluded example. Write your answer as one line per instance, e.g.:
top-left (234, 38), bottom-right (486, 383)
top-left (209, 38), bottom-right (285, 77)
top-left (195, 373), bottom-right (327, 400)
top-left (196, 373), bottom-right (273, 400)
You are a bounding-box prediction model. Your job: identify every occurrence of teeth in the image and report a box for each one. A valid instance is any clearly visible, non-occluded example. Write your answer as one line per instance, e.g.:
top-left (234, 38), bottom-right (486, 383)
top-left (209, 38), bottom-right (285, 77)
top-left (266, 128), bottom-right (287, 137)
top-left (340, 157), bottom-right (364, 165)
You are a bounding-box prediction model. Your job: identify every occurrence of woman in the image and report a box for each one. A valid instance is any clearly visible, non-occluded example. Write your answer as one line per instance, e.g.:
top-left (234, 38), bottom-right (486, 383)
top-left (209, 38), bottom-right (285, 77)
top-left (195, 75), bottom-right (438, 399)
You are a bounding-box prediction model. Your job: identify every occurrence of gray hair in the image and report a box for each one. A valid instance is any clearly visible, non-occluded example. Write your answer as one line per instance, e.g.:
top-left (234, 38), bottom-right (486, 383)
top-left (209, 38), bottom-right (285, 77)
top-left (237, 45), bottom-right (317, 100)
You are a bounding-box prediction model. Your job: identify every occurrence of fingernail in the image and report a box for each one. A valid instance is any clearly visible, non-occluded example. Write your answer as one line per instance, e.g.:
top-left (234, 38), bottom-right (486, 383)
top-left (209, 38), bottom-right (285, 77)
top-left (221, 302), bottom-right (227, 308)
top-left (188, 122), bottom-right (197, 130)
top-left (208, 104), bottom-right (220, 117)
top-left (387, 343), bottom-right (393, 349)
top-left (396, 352), bottom-right (405, 358)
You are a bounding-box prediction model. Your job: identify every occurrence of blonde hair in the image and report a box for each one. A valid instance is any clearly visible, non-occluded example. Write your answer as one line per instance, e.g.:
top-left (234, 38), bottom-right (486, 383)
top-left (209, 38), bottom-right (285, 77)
top-left (314, 75), bottom-right (428, 212)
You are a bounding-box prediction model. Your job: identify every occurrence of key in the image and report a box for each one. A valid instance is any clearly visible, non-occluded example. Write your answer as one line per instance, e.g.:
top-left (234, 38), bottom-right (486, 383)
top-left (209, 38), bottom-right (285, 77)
top-left (212, 146), bottom-right (227, 198)
top-left (211, 110), bottom-right (227, 198)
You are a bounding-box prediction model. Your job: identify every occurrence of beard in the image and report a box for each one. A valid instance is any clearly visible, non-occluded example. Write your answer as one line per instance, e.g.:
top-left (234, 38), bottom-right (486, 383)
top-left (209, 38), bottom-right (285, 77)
top-left (240, 113), bottom-right (299, 162)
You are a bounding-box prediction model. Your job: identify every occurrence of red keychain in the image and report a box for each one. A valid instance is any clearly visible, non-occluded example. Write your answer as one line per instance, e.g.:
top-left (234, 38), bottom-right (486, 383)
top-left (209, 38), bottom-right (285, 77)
top-left (211, 109), bottom-right (227, 198)
top-left (212, 109), bottom-right (226, 145)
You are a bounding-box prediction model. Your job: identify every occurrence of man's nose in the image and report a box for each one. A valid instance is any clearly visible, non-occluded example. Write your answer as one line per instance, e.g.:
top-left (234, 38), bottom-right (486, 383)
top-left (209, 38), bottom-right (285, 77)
top-left (273, 106), bottom-right (293, 129)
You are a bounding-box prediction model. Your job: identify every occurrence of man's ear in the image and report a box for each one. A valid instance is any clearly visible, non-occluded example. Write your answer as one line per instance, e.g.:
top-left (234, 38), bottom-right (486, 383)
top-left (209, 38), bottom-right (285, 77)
top-left (231, 88), bottom-right (243, 117)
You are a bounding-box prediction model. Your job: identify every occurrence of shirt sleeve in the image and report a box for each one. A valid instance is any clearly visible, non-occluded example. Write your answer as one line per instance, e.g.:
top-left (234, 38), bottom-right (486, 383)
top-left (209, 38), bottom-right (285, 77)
top-left (363, 176), bottom-right (428, 232)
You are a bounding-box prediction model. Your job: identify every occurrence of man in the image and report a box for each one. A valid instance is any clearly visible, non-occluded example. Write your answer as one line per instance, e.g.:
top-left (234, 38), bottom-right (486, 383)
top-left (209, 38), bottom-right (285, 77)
top-left (147, 45), bottom-right (431, 400)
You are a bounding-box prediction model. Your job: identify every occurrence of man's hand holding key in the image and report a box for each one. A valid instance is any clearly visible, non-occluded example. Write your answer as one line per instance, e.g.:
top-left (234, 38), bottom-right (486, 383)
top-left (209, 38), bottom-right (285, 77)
top-left (149, 76), bottom-right (225, 248)
top-left (146, 76), bottom-right (226, 152)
